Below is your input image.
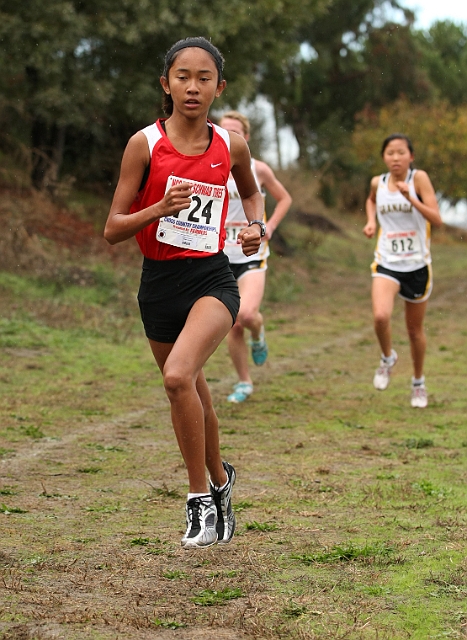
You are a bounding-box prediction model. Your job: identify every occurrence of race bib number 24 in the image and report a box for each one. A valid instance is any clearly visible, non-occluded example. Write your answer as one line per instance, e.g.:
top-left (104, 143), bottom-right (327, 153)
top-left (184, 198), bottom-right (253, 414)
top-left (157, 175), bottom-right (225, 253)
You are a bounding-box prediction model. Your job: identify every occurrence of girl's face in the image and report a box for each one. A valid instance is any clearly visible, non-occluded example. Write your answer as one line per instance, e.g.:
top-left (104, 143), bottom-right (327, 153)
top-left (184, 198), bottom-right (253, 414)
top-left (382, 138), bottom-right (414, 175)
top-left (160, 48), bottom-right (226, 118)
top-left (220, 117), bottom-right (249, 141)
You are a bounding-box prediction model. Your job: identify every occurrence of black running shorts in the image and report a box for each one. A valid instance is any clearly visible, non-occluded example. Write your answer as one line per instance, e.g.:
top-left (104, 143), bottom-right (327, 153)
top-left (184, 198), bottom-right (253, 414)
top-left (138, 251), bottom-right (240, 343)
top-left (372, 264), bottom-right (432, 302)
top-left (229, 258), bottom-right (268, 281)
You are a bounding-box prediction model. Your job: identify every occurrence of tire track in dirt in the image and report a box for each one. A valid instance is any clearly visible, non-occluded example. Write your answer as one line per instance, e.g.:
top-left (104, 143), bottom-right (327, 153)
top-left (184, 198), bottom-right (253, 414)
top-left (0, 405), bottom-right (169, 477)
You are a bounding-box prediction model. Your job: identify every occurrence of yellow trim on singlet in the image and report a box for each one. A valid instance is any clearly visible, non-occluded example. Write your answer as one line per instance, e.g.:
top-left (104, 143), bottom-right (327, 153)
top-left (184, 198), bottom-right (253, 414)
top-left (425, 262), bottom-right (433, 297)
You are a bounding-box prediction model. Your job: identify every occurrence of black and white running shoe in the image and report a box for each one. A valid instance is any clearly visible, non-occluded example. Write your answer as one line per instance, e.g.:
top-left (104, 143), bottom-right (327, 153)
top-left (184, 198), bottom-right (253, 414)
top-left (181, 495), bottom-right (218, 549)
top-left (210, 461), bottom-right (236, 544)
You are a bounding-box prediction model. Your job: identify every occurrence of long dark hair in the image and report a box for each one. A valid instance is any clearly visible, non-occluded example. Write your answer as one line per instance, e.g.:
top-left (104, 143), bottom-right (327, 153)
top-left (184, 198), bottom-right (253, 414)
top-left (161, 37), bottom-right (225, 116)
top-left (381, 133), bottom-right (414, 156)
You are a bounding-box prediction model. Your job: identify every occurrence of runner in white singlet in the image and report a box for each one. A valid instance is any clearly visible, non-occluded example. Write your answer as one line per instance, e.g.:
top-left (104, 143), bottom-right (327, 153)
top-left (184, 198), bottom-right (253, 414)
top-left (219, 111), bottom-right (292, 404)
top-left (363, 134), bottom-right (442, 408)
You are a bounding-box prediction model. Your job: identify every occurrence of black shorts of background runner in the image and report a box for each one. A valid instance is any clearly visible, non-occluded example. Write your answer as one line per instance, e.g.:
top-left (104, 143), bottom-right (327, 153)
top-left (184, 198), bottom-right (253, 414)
top-left (373, 264), bottom-right (432, 302)
top-left (138, 251), bottom-right (240, 343)
top-left (229, 259), bottom-right (267, 282)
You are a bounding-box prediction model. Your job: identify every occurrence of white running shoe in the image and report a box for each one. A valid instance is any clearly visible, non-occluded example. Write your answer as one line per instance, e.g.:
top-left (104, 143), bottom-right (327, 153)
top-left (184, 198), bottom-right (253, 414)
top-left (411, 384), bottom-right (428, 408)
top-left (181, 495), bottom-right (218, 549)
top-left (373, 350), bottom-right (398, 390)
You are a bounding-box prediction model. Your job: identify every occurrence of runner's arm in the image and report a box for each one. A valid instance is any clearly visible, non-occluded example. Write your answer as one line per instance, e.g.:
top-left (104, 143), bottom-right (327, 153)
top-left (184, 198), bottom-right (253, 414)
top-left (254, 160), bottom-right (292, 240)
top-left (397, 171), bottom-right (442, 227)
top-left (229, 132), bottom-right (263, 256)
top-left (104, 132), bottom-right (192, 245)
top-left (363, 176), bottom-right (379, 239)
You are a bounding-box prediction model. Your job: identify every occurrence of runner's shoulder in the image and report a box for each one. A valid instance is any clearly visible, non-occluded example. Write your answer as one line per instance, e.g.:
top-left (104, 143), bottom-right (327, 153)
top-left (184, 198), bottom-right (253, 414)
top-left (228, 131), bottom-right (250, 158)
top-left (369, 175), bottom-right (381, 193)
top-left (253, 158), bottom-right (271, 175)
top-left (254, 158), bottom-right (276, 182)
top-left (413, 169), bottom-right (430, 185)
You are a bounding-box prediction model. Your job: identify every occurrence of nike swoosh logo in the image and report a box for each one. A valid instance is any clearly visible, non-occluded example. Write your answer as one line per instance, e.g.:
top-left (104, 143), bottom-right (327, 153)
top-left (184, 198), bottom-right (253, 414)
top-left (211, 162), bottom-right (222, 168)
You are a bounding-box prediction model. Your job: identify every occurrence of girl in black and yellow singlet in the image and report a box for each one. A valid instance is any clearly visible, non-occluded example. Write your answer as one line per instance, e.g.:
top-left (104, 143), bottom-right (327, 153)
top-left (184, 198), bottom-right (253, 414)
top-left (104, 38), bottom-right (264, 548)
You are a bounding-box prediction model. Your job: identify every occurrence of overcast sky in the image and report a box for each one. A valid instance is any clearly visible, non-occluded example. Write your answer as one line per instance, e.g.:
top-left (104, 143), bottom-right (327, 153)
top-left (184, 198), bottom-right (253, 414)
top-left (401, 0), bottom-right (467, 28)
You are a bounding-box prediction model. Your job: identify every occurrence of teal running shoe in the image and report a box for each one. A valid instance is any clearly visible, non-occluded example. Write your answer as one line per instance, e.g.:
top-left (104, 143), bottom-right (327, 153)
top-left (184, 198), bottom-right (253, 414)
top-left (251, 327), bottom-right (268, 366)
top-left (227, 382), bottom-right (253, 403)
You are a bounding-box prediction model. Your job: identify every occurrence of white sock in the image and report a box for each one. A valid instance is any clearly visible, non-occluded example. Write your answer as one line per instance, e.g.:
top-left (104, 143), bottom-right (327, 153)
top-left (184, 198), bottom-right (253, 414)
top-left (412, 376), bottom-right (425, 386)
top-left (187, 492), bottom-right (210, 501)
top-left (382, 352), bottom-right (395, 365)
top-left (252, 326), bottom-right (264, 343)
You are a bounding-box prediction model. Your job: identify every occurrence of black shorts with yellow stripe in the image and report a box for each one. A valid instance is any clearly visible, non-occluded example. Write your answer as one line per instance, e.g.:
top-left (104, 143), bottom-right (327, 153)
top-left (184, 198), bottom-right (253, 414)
top-left (372, 263), bottom-right (432, 302)
top-left (229, 259), bottom-right (268, 282)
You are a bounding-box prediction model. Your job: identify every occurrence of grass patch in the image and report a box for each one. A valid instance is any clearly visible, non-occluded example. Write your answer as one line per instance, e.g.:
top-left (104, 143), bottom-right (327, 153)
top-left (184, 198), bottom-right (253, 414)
top-left (85, 443), bottom-right (125, 452)
top-left (192, 588), bottom-right (243, 606)
top-left (19, 424), bottom-right (45, 439)
top-left (1, 504), bottom-right (28, 514)
top-left (245, 521), bottom-right (279, 532)
top-left (153, 618), bottom-right (186, 629)
top-left (292, 542), bottom-right (395, 565)
top-left (163, 570), bottom-right (187, 580)
top-left (405, 437), bottom-right (435, 449)
top-left (412, 480), bottom-right (451, 498)
top-left (283, 602), bottom-right (308, 618)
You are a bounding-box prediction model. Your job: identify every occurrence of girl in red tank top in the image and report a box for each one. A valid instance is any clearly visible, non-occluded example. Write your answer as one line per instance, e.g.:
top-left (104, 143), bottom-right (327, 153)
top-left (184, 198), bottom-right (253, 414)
top-left (104, 37), bottom-right (265, 548)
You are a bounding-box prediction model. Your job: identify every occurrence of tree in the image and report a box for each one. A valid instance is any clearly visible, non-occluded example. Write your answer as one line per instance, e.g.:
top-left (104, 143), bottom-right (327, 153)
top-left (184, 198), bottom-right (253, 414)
top-left (352, 98), bottom-right (467, 201)
top-left (0, 0), bottom-right (328, 192)
top-left (258, 0), bottom-right (434, 170)
top-left (417, 21), bottom-right (467, 106)
top-left (0, 1), bottom-right (115, 190)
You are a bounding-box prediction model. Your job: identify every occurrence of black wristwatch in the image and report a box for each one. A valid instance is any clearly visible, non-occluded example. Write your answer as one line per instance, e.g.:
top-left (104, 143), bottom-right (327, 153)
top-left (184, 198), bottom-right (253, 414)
top-left (248, 219), bottom-right (266, 237)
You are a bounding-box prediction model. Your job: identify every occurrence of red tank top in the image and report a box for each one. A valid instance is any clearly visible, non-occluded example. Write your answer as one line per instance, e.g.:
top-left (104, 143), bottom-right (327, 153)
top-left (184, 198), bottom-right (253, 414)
top-left (131, 119), bottom-right (231, 260)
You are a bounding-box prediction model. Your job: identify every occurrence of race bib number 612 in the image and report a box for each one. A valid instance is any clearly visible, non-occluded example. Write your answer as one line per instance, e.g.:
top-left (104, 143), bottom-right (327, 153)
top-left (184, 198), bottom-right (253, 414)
top-left (386, 229), bottom-right (423, 262)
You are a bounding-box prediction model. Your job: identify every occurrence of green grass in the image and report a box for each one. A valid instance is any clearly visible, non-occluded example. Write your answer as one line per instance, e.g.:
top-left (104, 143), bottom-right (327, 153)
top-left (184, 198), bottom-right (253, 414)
top-left (0, 214), bottom-right (466, 639)
top-left (1, 504), bottom-right (28, 514)
top-left (291, 542), bottom-right (396, 565)
top-left (153, 618), bottom-right (186, 629)
top-left (192, 587), bottom-right (244, 606)
top-left (245, 521), bottom-right (279, 532)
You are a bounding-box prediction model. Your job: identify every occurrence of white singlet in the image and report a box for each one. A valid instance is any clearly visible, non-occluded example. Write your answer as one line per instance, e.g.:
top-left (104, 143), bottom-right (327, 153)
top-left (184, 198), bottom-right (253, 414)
top-left (223, 159), bottom-right (270, 265)
top-left (374, 169), bottom-right (431, 272)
